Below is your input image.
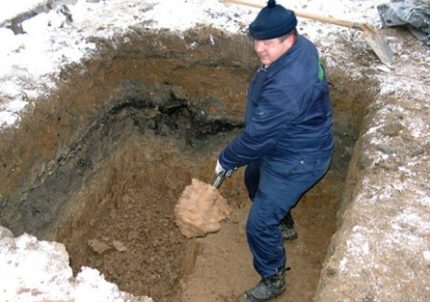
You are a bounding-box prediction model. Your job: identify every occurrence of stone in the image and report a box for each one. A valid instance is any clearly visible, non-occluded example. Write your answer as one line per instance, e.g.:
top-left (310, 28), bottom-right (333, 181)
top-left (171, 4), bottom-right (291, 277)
top-left (0, 226), bottom-right (14, 239)
top-left (88, 239), bottom-right (111, 254)
top-left (112, 240), bottom-right (127, 252)
top-left (174, 178), bottom-right (232, 238)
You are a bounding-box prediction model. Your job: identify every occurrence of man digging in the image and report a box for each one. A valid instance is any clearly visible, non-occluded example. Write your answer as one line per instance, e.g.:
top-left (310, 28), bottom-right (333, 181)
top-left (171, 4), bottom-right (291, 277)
top-left (215, 1), bottom-right (334, 300)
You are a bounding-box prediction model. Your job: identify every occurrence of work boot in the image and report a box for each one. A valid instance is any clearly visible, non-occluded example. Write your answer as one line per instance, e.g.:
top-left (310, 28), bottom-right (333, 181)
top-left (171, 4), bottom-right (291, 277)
top-left (279, 212), bottom-right (297, 241)
top-left (237, 268), bottom-right (286, 302)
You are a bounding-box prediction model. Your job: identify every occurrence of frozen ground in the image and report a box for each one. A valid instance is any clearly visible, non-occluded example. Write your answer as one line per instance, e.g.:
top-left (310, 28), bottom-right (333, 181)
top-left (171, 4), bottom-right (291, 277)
top-left (1, 0), bottom-right (430, 301)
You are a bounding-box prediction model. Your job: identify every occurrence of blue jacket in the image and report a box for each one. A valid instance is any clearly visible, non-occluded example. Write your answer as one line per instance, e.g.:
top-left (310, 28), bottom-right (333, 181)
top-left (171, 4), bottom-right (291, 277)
top-left (219, 35), bottom-right (334, 170)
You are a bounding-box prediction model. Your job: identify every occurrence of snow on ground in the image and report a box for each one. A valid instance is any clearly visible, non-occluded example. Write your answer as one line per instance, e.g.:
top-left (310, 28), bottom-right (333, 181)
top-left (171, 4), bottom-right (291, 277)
top-left (0, 226), bottom-right (152, 301)
top-left (0, 0), bottom-right (47, 22)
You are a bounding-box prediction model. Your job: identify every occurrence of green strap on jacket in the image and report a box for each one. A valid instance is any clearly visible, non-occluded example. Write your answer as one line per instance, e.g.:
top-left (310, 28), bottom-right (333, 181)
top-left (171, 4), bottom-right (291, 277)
top-left (317, 57), bottom-right (325, 81)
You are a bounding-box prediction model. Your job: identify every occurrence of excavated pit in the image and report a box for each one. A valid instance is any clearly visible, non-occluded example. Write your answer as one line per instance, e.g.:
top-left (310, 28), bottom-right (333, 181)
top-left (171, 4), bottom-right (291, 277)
top-left (0, 28), bottom-right (376, 301)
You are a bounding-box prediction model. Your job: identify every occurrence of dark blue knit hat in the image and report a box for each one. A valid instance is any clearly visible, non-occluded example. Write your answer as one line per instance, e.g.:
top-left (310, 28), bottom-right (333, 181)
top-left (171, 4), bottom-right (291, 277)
top-left (249, 0), bottom-right (297, 40)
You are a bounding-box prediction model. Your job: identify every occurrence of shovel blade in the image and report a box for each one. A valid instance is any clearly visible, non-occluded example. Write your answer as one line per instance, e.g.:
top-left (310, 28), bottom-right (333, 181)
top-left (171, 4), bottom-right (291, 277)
top-left (362, 24), bottom-right (394, 66)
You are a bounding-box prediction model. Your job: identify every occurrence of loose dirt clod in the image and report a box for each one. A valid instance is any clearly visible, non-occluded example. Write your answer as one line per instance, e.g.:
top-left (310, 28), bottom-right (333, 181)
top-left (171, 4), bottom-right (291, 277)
top-left (175, 178), bottom-right (232, 238)
top-left (88, 239), bottom-right (111, 254)
top-left (112, 240), bottom-right (127, 252)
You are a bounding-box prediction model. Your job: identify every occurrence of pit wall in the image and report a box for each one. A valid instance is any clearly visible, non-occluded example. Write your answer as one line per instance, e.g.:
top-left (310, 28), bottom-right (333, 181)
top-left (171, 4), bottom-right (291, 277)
top-left (0, 28), bottom-right (256, 238)
top-left (315, 79), bottom-right (430, 301)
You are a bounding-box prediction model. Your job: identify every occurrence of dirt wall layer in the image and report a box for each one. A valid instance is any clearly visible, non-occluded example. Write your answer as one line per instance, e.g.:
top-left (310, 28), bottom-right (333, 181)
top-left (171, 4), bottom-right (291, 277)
top-left (315, 67), bottom-right (430, 301)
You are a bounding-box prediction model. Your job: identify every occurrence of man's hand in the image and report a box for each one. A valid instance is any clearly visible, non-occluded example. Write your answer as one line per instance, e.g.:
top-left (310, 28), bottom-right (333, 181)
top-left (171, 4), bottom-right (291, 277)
top-left (215, 159), bottom-right (225, 175)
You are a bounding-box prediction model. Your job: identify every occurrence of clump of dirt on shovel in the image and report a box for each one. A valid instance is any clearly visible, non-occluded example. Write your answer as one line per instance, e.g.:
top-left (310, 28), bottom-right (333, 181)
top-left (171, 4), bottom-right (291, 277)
top-left (174, 178), bottom-right (232, 238)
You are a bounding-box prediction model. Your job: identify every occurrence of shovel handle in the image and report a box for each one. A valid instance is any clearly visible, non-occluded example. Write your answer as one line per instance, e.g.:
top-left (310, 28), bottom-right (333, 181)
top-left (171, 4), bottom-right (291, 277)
top-left (223, 0), bottom-right (364, 31)
top-left (212, 169), bottom-right (234, 189)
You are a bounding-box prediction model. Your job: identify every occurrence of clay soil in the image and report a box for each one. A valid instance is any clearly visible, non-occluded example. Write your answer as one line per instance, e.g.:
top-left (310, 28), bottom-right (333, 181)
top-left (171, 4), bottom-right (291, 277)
top-left (0, 28), bottom-right (363, 302)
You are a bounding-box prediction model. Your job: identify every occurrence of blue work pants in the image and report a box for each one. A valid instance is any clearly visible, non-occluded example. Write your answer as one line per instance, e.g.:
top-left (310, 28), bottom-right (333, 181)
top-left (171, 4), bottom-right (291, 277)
top-left (244, 154), bottom-right (332, 277)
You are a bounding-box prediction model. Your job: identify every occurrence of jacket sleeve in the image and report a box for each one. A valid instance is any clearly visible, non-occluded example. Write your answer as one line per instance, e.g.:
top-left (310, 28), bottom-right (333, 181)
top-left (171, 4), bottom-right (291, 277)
top-left (219, 79), bottom-right (300, 170)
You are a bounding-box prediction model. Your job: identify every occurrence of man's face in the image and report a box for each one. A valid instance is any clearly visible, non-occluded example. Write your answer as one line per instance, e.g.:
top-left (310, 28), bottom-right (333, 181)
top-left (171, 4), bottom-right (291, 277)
top-left (253, 36), bottom-right (293, 66)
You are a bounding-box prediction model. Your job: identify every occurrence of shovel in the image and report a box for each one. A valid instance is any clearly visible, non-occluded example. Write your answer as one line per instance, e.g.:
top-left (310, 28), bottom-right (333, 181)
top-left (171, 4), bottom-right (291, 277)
top-left (223, 0), bottom-right (394, 66)
top-left (212, 169), bottom-right (233, 189)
